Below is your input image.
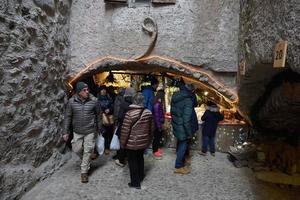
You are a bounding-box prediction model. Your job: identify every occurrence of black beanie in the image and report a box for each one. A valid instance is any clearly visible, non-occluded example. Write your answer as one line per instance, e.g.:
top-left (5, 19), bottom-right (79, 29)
top-left (75, 82), bottom-right (88, 93)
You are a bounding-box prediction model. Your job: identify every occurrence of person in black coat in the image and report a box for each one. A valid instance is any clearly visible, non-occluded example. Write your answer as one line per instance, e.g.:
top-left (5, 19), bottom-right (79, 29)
top-left (199, 101), bottom-right (224, 156)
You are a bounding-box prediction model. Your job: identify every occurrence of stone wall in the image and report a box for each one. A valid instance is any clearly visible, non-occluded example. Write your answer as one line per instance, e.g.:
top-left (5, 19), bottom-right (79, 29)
top-left (238, 0), bottom-right (300, 132)
top-left (68, 0), bottom-right (240, 75)
top-left (0, 0), bottom-right (71, 199)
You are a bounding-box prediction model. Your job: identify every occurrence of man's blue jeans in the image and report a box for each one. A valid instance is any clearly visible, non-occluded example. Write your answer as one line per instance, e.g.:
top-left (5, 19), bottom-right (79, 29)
top-left (175, 140), bottom-right (188, 168)
top-left (202, 135), bottom-right (215, 153)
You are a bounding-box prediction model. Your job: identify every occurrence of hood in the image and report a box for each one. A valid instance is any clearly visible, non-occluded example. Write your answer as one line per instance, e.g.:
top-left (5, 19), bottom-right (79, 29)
top-left (172, 90), bottom-right (191, 104)
top-left (206, 106), bottom-right (219, 112)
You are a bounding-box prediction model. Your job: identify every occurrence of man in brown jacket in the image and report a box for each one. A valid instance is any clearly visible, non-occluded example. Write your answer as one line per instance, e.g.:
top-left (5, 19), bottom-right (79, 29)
top-left (120, 92), bottom-right (153, 189)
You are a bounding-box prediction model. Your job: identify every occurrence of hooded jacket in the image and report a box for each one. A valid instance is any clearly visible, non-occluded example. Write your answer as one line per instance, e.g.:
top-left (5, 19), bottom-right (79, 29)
top-left (170, 89), bottom-right (193, 141)
top-left (64, 94), bottom-right (102, 135)
top-left (201, 106), bottom-right (224, 137)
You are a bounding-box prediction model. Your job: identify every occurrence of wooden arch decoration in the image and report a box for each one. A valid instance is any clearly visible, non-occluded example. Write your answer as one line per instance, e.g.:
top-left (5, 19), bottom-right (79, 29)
top-left (67, 55), bottom-right (239, 106)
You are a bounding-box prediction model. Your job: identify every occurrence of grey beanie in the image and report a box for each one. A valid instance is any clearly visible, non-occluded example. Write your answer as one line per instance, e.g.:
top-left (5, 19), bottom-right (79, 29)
top-left (75, 82), bottom-right (88, 93)
top-left (124, 87), bottom-right (136, 97)
top-left (132, 92), bottom-right (144, 106)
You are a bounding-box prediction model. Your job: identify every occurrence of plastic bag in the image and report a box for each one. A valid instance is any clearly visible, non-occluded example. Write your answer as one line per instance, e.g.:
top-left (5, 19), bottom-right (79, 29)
top-left (110, 132), bottom-right (120, 150)
top-left (96, 134), bottom-right (105, 155)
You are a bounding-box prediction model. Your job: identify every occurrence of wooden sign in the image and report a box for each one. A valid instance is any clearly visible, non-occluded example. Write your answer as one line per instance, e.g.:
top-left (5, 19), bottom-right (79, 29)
top-left (239, 59), bottom-right (246, 75)
top-left (273, 40), bottom-right (288, 68)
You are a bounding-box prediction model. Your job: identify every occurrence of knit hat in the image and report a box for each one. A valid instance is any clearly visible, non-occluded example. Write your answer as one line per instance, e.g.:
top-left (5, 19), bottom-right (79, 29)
top-left (124, 87), bottom-right (136, 97)
top-left (75, 82), bottom-right (88, 93)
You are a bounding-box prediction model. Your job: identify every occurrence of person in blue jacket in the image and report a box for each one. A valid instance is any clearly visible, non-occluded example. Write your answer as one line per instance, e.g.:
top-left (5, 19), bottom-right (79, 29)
top-left (142, 78), bottom-right (159, 112)
top-left (199, 101), bottom-right (224, 156)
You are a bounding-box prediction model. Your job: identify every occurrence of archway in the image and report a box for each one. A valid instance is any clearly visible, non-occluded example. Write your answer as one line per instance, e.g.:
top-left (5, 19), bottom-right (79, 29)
top-left (67, 55), bottom-right (239, 108)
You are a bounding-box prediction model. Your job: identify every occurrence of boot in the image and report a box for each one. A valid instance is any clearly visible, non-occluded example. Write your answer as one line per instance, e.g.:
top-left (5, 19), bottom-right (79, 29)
top-left (90, 152), bottom-right (98, 160)
top-left (81, 173), bottom-right (88, 183)
top-left (174, 166), bottom-right (190, 174)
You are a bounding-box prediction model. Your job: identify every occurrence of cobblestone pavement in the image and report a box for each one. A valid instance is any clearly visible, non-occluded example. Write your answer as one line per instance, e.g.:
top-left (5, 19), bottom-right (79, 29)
top-left (21, 149), bottom-right (299, 200)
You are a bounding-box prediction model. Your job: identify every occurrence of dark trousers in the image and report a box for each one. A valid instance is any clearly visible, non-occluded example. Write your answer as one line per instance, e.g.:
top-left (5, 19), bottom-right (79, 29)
top-left (202, 135), bottom-right (216, 153)
top-left (116, 148), bottom-right (126, 163)
top-left (127, 149), bottom-right (145, 187)
top-left (152, 128), bottom-right (163, 153)
top-left (103, 125), bottom-right (114, 150)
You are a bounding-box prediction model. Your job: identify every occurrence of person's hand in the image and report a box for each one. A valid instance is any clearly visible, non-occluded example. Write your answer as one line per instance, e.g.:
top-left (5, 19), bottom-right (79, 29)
top-left (63, 134), bottom-right (69, 142)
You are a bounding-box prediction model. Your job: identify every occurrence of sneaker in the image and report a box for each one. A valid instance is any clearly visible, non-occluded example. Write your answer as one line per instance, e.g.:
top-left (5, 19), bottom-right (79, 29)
top-left (115, 159), bottom-right (125, 167)
top-left (210, 152), bottom-right (215, 157)
top-left (158, 148), bottom-right (163, 154)
top-left (198, 151), bottom-right (207, 156)
top-left (81, 173), bottom-right (88, 183)
top-left (174, 166), bottom-right (190, 174)
top-left (128, 182), bottom-right (141, 189)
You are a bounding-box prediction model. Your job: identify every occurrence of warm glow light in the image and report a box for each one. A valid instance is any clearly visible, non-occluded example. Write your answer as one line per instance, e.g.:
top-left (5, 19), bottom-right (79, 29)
top-left (67, 55), bottom-right (239, 106)
top-left (204, 91), bottom-right (209, 96)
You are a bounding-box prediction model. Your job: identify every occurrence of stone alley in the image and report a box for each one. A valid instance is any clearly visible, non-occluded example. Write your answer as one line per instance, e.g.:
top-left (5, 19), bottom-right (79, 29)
top-left (21, 150), bottom-right (299, 200)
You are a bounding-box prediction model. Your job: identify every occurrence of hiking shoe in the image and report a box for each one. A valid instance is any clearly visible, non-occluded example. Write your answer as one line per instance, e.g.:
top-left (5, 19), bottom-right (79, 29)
top-left (184, 158), bottom-right (191, 166)
top-left (128, 182), bottom-right (141, 189)
top-left (174, 166), bottom-right (190, 174)
top-left (81, 173), bottom-right (88, 183)
top-left (115, 159), bottom-right (125, 167)
top-left (90, 153), bottom-right (98, 160)
top-left (198, 151), bottom-right (207, 156)
top-left (104, 149), bottom-right (110, 155)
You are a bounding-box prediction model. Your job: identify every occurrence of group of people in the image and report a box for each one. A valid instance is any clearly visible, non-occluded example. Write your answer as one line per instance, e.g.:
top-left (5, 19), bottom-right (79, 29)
top-left (63, 78), bottom-right (223, 189)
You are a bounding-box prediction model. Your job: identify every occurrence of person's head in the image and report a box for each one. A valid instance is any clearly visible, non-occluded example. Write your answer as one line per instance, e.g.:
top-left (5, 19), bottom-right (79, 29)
top-left (124, 87), bottom-right (136, 97)
top-left (99, 85), bottom-right (107, 95)
top-left (185, 83), bottom-right (195, 91)
top-left (75, 82), bottom-right (89, 99)
top-left (154, 90), bottom-right (165, 103)
top-left (151, 78), bottom-right (159, 90)
top-left (207, 101), bottom-right (217, 107)
top-left (132, 92), bottom-right (144, 106)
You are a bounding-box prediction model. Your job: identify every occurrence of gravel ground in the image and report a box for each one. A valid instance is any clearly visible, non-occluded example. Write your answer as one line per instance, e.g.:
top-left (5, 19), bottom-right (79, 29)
top-left (21, 149), bottom-right (299, 200)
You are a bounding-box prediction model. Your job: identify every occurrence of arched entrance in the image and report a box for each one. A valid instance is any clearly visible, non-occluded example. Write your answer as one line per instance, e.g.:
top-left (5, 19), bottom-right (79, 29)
top-left (66, 55), bottom-right (247, 152)
top-left (67, 55), bottom-right (239, 108)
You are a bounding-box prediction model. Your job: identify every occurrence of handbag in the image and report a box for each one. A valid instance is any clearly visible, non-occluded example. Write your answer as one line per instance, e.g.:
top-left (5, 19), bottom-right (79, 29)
top-left (96, 134), bottom-right (105, 155)
top-left (110, 128), bottom-right (120, 150)
top-left (102, 113), bottom-right (114, 126)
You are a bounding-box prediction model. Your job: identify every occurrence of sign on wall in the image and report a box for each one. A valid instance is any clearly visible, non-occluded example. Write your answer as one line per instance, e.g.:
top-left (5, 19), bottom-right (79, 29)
top-left (273, 40), bottom-right (288, 68)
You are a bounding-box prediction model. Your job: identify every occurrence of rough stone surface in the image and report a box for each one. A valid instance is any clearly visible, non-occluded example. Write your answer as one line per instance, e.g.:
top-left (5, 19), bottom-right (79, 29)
top-left (21, 151), bottom-right (300, 200)
top-left (68, 0), bottom-right (240, 74)
top-left (239, 0), bottom-right (300, 74)
top-left (237, 0), bottom-right (300, 130)
top-left (0, 0), bottom-right (71, 199)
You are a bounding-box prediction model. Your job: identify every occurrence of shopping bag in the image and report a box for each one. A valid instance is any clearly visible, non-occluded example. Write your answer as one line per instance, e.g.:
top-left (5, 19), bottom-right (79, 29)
top-left (110, 133), bottom-right (120, 150)
top-left (96, 134), bottom-right (105, 155)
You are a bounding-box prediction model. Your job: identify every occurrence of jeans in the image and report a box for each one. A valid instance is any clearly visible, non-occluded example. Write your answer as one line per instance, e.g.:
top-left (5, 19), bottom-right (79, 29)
top-left (175, 140), bottom-right (188, 168)
top-left (126, 149), bottom-right (145, 187)
top-left (202, 135), bottom-right (215, 153)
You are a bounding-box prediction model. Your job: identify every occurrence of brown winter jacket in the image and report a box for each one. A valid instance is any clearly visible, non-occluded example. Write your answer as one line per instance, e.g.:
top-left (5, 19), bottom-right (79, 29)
top-left (120, 105), bottom-right (153, 150)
